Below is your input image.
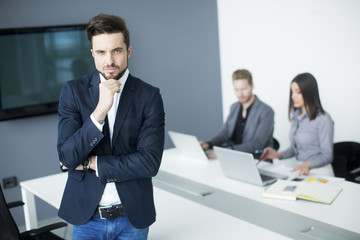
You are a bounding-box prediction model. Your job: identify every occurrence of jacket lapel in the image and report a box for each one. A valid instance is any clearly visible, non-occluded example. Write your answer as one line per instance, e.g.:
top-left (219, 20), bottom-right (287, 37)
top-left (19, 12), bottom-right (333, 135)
top-left (88, 72), bottom-right (112, 153)
top-left (229, 102), bottom-right (241, 135)
top-left (89, 72), bottom-right (100, 107)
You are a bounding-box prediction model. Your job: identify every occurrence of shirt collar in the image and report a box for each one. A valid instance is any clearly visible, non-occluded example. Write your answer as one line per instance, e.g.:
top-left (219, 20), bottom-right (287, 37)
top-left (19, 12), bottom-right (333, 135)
top-left (295, 108), bottom-right (308, 120)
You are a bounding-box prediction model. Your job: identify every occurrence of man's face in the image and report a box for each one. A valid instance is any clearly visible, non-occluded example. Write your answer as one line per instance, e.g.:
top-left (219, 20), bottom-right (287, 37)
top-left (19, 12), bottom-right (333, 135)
top-left (91, 32), bottom-right (131, 80)
top-left (233, 79), bottom-right (254, 104)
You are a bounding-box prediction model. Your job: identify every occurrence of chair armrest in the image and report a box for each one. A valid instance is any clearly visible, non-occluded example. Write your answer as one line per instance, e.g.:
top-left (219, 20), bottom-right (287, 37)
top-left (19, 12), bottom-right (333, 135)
top-left (7, 201), bottom-right (24, 209)
top-left (355, 176), bottom-right (360, 183)
top-left (350, 166), bottom-right (360, 175)
top-left (20, 222), bottom-right (68, 238)
top-left (349, 166), bottom-right (360, 183)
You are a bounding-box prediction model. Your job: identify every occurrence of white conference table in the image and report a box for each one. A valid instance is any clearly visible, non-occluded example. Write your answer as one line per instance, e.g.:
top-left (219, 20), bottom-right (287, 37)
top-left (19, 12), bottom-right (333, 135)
top-left (20, 172), bottom-right (290, 239)
top-left (20, 148), bottom-right (360, 239)
top-left (158, 149), bottom-right (360, 238)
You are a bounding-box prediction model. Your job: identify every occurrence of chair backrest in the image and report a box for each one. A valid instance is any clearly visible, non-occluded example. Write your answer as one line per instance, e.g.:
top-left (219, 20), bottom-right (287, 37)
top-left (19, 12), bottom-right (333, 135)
top-left (0, 185), bottom-right (21, 240)
top-left (273, 138), bottom-right (280, 151)
top-left (333, 141), bottom-right (360, 181)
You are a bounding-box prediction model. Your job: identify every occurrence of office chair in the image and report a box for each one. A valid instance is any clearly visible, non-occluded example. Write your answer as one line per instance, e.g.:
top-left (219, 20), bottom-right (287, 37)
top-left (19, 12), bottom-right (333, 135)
top-left (253, 138), bottom-right (280, 160)
top-left (273, 138), bottom-right (280, 151)
top-left (0, 185), bottom-right (67, 240)
top-left (332, 141), bottom-right (360, 183)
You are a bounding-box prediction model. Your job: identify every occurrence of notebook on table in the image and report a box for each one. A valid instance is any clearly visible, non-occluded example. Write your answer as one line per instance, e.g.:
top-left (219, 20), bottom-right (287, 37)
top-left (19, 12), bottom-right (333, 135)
top-left (213, 146), bottom-right (288, 186)
top-left (262, 179), bottom-right (343, 204)
top-left (168, 131), bottom-right (209, 162)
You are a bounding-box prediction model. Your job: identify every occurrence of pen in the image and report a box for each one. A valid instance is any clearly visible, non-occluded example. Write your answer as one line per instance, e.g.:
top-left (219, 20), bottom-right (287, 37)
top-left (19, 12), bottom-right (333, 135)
top-left (254, 150), bottom-right (264, 154)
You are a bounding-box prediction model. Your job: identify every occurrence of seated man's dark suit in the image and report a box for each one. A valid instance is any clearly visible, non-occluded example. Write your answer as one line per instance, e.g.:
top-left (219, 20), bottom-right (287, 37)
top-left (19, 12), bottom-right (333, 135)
top-left (57, 71), bottom-right (165, 229)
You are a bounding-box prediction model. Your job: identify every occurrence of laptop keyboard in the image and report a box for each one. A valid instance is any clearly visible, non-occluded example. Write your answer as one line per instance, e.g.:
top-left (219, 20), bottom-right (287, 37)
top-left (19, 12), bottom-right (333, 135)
top-left (260, 173), bottom-right (275, 182)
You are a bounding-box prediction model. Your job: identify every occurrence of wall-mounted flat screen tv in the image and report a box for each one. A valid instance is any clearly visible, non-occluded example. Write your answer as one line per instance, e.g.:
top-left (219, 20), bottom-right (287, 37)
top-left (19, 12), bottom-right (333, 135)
top-left (0, 24), bottom-right (95, 121)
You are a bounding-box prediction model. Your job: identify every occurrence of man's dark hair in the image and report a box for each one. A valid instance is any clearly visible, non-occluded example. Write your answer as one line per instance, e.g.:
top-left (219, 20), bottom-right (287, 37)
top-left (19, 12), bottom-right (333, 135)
top-left (86, 14), bottom-right (130, 48)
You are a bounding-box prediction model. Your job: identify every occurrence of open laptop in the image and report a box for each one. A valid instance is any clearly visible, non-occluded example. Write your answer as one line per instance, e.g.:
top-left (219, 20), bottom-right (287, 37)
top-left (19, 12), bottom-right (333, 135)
top-left (168, 131), bottom-right (209, 162)
top-left (214, 146), bottom-right (287, 186)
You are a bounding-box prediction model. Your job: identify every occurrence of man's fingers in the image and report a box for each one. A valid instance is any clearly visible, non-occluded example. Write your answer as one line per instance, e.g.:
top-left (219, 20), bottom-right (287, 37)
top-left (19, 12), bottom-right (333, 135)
top-left (60, 162), bottom-right (68, 170)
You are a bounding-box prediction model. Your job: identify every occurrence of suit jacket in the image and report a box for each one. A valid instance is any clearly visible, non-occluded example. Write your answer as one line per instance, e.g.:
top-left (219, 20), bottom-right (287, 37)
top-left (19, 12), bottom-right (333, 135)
top-left (57, 71), bottom-right (165, 229)
top-left (209, 96), bottom-right (274, 153)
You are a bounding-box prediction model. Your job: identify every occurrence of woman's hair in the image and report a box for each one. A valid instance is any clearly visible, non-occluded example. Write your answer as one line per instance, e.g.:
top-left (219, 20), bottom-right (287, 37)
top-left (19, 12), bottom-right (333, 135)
top-left (288, 72), bottom-right (325, 120)
top-left (86, 14), bottom-right (130, 48)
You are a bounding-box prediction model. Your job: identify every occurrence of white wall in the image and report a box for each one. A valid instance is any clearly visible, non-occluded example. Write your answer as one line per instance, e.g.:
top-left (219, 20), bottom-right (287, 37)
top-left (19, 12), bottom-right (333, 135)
top-left (217, 0), bottom-right (360, 150)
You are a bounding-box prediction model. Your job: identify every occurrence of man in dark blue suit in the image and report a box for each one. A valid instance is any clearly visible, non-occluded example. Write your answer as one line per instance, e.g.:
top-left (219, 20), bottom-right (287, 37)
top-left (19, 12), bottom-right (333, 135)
top-left (57, 14), bottom-right (165, 239)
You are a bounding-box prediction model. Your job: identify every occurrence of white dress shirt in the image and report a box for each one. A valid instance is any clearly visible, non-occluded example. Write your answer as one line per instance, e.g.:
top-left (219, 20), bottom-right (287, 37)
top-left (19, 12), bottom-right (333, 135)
top-left (90, 69), bottom-right (129, 206)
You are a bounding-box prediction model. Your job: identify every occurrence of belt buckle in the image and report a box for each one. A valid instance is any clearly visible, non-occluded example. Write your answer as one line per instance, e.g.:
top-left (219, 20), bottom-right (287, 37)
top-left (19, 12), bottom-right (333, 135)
top-left (98, 205), bottom-right (111, 220)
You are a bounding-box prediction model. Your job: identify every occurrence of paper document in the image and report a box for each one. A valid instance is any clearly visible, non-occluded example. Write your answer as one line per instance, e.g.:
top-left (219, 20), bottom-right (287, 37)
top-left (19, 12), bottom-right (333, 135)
top-left (262, 179), bottom-right (343, 204)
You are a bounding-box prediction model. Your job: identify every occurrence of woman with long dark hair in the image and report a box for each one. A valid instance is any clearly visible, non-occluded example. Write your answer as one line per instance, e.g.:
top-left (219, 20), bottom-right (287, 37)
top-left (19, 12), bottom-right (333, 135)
top-left (260, 73), bottom-right (334, 176)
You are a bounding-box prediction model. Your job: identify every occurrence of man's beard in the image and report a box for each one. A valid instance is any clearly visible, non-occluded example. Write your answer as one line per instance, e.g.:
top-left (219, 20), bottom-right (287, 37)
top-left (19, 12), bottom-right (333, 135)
top-left (100, 60), bottom-right (128, 80)
top-left (239, 96), bottom-right (251, 104)
top-left (101, 67), bottom-right (127, 80)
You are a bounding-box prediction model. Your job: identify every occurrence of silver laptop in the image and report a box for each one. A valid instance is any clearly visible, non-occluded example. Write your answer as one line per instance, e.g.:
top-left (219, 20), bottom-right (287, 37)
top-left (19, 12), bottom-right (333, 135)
top-left (214, 146), bottom-right (287, 186)
top-left (168, 131), bottom-right (209, 162)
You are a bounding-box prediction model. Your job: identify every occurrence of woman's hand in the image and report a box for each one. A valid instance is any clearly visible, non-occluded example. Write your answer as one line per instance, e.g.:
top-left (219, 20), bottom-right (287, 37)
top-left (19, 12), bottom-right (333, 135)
top-left (206, 150), bottom-right (217, 159)
top-left (291, 161), bottom-right (312, 176)
top-left (200, 141), bottom-right (209, 150)
top-left (259, 147), bottom-right (282, 160)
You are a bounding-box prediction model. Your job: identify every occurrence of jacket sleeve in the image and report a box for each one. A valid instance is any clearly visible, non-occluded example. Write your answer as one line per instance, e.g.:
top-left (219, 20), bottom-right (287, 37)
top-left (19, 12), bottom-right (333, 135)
top-left (57, 82), bottom-right (105, 170)
top-left (97, 88), bottom-right (165, 184)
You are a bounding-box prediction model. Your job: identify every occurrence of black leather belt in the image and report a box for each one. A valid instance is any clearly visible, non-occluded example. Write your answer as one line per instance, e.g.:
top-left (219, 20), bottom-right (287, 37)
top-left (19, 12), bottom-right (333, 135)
top-left (96, 205), bottom-right (126, 219)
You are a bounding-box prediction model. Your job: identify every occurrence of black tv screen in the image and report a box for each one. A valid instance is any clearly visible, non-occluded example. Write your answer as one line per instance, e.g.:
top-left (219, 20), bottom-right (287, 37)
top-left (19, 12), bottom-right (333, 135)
top-left (0, 24), bottom-right (95, 121)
